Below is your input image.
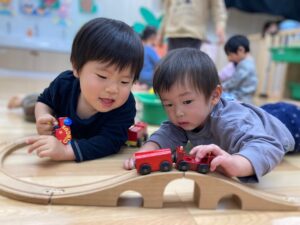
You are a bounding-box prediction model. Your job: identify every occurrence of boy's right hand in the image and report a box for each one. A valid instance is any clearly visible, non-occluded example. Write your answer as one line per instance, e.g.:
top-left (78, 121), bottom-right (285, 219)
top-left (123, 157), bottom-right (135, 170)
top-left (36, 114), bottom-right (58, 135)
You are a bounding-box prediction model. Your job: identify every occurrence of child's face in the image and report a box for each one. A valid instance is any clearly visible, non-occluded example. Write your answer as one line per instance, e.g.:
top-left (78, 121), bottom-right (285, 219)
top-left (74, 61), bottom-right (134, 116)
top-left (227, 46), bottom-right (247, 64)
top-left (160, 82), bottom-right (220, 131)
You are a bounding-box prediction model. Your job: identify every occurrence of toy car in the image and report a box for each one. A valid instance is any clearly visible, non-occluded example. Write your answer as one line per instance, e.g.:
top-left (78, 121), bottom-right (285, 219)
top-left (134, 146), bottom-right (215, 175)
top-left (134, 148), bottom-right (173, 175)
top-left (175, 146), bottom-right (215, 174)
top-left (54, 117), bottom-right (72, 145)
top-left (126, 122), bottom-right (148, 147)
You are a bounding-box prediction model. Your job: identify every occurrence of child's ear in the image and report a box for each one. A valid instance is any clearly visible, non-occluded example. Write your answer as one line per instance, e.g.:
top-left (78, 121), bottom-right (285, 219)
top-left (72, 64), bottom-right (79, 78)
top-left (237, 46), bottom-right (245, 53)
top-left (211, 85), bottom-right (222, 105)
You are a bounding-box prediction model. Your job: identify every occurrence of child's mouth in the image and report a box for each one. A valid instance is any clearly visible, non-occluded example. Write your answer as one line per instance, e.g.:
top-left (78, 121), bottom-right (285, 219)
top-left (100, 98), bottom-right (115, 107)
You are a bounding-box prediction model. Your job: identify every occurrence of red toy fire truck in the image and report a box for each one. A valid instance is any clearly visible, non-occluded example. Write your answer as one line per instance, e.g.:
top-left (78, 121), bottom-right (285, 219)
top-left (134, 148), bottom-right (173, 175)
top-left (126, 122), bottom-right (148, 147)
top-left (134, 146), bottom-right (215, 175)
top-left (175, 146), bottom-right (215, 174)
top-left (54, 117), bottom-right (72, 145)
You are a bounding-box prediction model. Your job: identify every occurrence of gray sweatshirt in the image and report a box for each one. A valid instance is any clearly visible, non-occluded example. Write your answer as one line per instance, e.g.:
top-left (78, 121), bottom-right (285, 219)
top-left (222, 57), bottom-right (258, 104)
top-left (148, 98), bottom-right (294, 183)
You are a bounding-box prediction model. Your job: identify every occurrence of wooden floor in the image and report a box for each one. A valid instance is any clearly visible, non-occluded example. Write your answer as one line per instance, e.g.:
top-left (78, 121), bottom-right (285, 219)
top-left (1, 72), bottom-right (300, 225)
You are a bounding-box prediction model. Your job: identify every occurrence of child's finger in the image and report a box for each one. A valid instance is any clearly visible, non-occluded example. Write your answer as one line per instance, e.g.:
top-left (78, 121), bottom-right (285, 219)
top-left (37, 149), bottom-right (51, 158)
top-left (189, 145), bottom-right (204, 155)
top-left (123, 160), bottom-right (129, 170)
top-left (28, 142), bottom-right (40, 154)
top-left (130, 158), bottom-right (135, 169)
top-left (50, 117), bottom-right (58, 126)
top-left (190, 145), bottom-right (212, 161)
top-left (210, 156), bottom-right (221, 171)
top-left (210, 155), bottom-right (227, 171)
top-left (39, 117), bottom-right (53, 124)
top-left (26, 136), bottom-right (41, 145)
top-left (27, 138), bottom-right (46, 153)
top-left (123, 159), bottom-right (131, 170)
top-left (39, 116), bottom-right (57, 126)
top-left (191, 144), bottom-right (222, 159)
top-left (123, 158), bottom-right (135, 170)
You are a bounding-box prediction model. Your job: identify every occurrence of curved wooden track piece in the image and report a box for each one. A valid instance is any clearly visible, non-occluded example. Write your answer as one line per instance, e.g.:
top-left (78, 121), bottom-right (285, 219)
top-left (0, 139), bottom-right (300, 210)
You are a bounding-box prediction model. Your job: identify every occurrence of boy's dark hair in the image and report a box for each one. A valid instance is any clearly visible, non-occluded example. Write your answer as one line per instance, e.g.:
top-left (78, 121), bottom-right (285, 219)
top-left (70, 18), bottom-right (144, 81)
top-left (153, 48), bottom-right (220, 101)
top-left (141, 26), bottom-right (157, 41)
top-left (224, 35), bottom-right (250, 55)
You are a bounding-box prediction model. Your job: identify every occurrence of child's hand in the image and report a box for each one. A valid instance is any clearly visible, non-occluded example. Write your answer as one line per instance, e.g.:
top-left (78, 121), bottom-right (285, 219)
top-left (123, 157), bottom-right (135, 170)
top-left (36, 114), bottom-right (58, 135)
top-left (190, 144), bottom-right (253, 177)
top-left (26, 135), bottom-right (75, 161)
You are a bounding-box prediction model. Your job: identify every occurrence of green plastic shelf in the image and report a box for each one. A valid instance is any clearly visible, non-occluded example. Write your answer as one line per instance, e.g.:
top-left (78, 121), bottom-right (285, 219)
top-left (270, 47), bottom-right (300, 63)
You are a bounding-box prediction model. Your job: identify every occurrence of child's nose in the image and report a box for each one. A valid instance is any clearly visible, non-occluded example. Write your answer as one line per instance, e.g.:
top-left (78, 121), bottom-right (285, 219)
top-left (105, 83), bottom-right (118, 94)
top-left (175, 107), bottom-right (184, 117)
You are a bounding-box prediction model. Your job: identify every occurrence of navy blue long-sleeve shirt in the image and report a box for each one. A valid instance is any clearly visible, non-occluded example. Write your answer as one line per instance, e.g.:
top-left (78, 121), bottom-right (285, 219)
top-left (37, 70), bottom-right (136, 162)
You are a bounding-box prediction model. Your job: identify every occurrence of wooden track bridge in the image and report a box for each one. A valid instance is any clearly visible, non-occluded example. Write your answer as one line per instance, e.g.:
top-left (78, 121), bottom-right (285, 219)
top-left (0, 139), bottom-right (300, 210)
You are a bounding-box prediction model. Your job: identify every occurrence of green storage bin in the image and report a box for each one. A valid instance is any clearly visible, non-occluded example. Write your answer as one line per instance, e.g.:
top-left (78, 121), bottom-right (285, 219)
top-left (289, 82), bottom-right (300, 100)
top-left (271, 47), bottom-right (300, 63)
top-left (134, 92), bottom-right (168, 125)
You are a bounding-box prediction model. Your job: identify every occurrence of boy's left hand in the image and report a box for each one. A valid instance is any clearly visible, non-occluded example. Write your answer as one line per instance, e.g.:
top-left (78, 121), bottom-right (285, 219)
top-left (26, 135), bottom-right (75, 161)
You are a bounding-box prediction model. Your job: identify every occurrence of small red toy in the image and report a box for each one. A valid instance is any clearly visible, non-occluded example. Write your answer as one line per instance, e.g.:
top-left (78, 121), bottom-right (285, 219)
top-left (175, 146), bottom-right (215, 174)
top-left (54, 117), bottom-right (72, 145)
top-left (134, 148), bottom-right (173, 175)
top-left (126, 122), bottom-right (148, 147)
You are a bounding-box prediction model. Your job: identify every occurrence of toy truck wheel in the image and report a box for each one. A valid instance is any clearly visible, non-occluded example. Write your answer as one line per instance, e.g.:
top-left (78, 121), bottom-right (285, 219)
top-left (197, 164), bottom-right (209, 174)
top-left (159, 161), bottom-right (172, 172)
top-left (178, 161), bottom-right (189, 171)
top-left (139, 164), bottom-right (151, 175)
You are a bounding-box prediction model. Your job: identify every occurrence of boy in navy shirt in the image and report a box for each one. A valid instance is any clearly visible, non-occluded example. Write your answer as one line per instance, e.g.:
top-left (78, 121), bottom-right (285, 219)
top-left (26, 18), bottom-right (144, 161)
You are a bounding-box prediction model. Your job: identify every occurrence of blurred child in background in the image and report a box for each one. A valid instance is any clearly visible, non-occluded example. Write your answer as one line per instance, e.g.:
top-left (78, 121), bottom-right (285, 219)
top-left (222, 35), bottom-right (257, 104)
top-left (138, 26), bottom-right (160, 89)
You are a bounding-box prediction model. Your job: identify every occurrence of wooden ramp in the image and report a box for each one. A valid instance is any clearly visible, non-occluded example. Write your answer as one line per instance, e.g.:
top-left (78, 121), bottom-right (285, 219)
top-left (0, 139), bottom-right (300, 210)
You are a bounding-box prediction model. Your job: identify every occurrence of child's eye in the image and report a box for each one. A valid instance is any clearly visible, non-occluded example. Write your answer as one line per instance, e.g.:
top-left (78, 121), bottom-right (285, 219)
top-left (183, 100), bottom-right (193, 104)
top-left (121, 81), bottom-right (130, 85)
top-left (163, 103), bottom-right (173, 108)
top-left (97, 74), bottom-right (107, 79)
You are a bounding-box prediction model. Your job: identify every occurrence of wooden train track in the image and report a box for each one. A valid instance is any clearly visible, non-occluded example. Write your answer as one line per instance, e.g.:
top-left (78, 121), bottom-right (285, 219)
top-left (0, 139), bottom-right (300, 210)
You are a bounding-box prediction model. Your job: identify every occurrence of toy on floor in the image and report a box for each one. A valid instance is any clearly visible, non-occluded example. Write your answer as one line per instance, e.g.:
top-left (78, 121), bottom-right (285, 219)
top-left (126, 121), bottom-right (148, 147)
top-left (134, 146), bottom-right (215, 175)
top-left (134, 148), bottom-right (173, 175)
top-left (175, 146), bottom-right (215, 173)
top-left (54, 117), bottom-right (72, 144)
